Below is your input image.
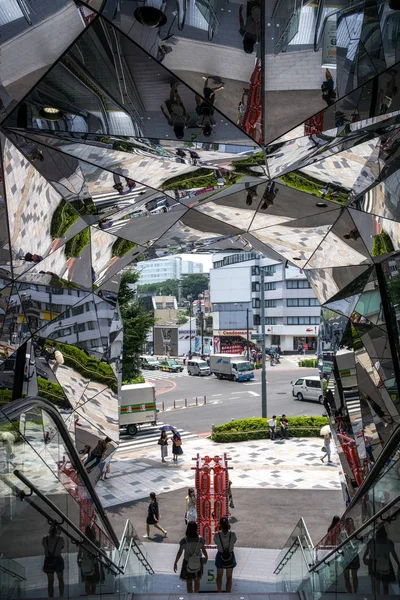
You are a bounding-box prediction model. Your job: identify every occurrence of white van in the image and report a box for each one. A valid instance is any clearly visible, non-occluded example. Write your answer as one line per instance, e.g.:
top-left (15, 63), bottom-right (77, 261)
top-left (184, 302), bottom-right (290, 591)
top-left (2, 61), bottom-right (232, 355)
top-left (292, 375), bottom-right (323, 403)
top-left (187, 359), bottom-right (211, 376)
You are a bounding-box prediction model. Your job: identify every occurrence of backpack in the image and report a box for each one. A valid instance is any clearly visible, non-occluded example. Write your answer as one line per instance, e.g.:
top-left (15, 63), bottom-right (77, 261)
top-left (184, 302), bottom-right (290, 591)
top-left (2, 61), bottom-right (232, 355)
top-left (219, 532), bottom-right (233, 564)
top-left (186, 537), bottom-right (201, 573)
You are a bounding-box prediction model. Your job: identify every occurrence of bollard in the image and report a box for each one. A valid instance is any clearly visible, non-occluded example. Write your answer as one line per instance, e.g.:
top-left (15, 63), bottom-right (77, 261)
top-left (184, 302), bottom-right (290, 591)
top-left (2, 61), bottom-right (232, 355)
top-left (174, 399), bottom-right (176, 409)
top-left (203, 395), bottom-right (206, 405)
top-left (195, 396), bottom-right (198, 406)
top-left (185, 398), bottom-right (187, 408)
top-left (162, 401), bottom-right (165, 412)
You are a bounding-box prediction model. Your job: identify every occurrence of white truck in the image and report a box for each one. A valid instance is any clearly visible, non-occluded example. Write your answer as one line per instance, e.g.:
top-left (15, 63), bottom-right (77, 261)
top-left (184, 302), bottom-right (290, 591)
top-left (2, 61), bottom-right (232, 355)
top-left (210, 354), bottom-right (255, 382)
top-left (119, 382), bottom-right (157, 436)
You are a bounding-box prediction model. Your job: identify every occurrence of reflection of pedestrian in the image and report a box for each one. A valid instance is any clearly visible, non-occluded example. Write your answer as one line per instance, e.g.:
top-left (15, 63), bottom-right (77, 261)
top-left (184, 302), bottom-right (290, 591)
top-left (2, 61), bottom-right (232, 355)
top-left (144, 492), bottom-right (167, 538)
top-left (260, 182), bottom-right (278, 210)
top-left (239, 1), bottom-right (261, 54)
top-left (246, 187), bottom-right (258, 206)
top-left (326, 515), bottom-right (341, 546)
top-left (321, 69), bottom-right (337, 106)
top-left (161, 83), bottom-right (190, 140)
top-left (363, 526), bottom-right (400, 595)
top-left (42, 524), bottom-right (65, 599)
top-left (343, 228), bottom-right (361, 241)
top-left (320, 433), bottom-right (332, 463)
top-left (85, 437), bottom-right (111, 473)
top-left (195, 78), bottom-right (223, 137)
top-left (78, 526), bottom-right (104, 596)
top-left (340, 518), bottom-right (360, 593)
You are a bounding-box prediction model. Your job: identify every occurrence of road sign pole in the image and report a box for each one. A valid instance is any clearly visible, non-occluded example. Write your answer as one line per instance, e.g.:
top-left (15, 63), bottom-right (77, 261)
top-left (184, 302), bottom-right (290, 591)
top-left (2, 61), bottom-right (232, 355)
top-left (260, 268), bottom-right (267, 418)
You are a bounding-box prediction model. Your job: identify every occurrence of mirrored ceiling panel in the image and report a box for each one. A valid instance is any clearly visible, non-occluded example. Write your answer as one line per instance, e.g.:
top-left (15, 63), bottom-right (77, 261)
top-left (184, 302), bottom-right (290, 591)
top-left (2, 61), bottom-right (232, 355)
top-left (306, 265), bottom-right (372, 306)
top-left (0, 1), bottom-right (85, 115)
top-left (97, 0), bottom-right (263, 143)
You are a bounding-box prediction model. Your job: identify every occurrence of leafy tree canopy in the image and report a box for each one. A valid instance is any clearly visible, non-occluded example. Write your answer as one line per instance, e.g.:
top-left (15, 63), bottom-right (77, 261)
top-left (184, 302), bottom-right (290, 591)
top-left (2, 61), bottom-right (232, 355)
top-left (138, 279), bottom-right (179, 298)
top-left (181, 274), bottom-right (209, 299)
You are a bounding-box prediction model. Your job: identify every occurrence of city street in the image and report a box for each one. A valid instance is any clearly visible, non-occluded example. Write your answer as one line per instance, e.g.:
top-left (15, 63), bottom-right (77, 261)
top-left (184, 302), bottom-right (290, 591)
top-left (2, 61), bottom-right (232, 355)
top-left (143, 360), bottom-right (324, 435)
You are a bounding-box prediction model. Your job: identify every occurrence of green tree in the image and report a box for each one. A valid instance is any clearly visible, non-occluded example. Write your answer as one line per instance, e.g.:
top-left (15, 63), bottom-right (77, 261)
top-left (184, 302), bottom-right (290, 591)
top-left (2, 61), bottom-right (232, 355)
top-left (176, 311), bottom-right (189, 325)
top-left (181, 274), bottom-right (209, 299)
top-left (371, 231), bottom-right (394, 257)
top-left (119, 270), bottom-right (156, 382)
top-left (138, 279), bottom-right (179, 297)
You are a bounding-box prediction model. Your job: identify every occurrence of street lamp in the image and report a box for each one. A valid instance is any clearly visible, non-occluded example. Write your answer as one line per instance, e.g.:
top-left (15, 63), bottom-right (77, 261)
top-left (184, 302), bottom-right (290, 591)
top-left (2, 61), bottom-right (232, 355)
top-left (260, 268), bottom-right (267, 418)
top-left (197, 293), bottom-right (204, 355)
top-left (246, 308), bottom-right (250, 361)
top-left (188, 295), bottom-right (193, 359)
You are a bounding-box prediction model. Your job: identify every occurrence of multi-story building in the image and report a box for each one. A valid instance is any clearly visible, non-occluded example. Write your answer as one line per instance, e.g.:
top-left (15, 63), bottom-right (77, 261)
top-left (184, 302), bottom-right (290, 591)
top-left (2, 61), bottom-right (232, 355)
top-left (136, 257), bottom-right (203, 285)
top-left (210, 253), bottom-right (320, 353)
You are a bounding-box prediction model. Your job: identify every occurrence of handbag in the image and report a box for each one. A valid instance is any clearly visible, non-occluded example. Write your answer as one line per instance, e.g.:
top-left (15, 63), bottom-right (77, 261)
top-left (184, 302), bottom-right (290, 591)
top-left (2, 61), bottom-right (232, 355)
top-left (43, 536), bottom-right (60, 573)
top-left (174, 439), bottom-right (182, 447)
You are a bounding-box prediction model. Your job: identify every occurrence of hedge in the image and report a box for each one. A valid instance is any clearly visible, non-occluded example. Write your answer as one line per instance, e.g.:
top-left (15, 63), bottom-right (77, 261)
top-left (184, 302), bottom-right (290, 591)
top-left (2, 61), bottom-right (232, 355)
top-left (50, 200), bottom-right (80, 239)
top-left (299, 359), bottom-right (318, 368)
top-left (54, 342), bottom-right (117, 392)
top-left (0, 389), bottom-right (13, 405)
top-left (122, 375), bottom-right (145, 385)
top-left (211, 416), bottom-right (328, 443)
top-left (112, 238), bottom-right (136, 257)
top-left (37, 377), bottom-right (67, 407)
top-left (64, 227), bottom-right (90, 259)
top-left (279, 171), bottom-right (348, 204)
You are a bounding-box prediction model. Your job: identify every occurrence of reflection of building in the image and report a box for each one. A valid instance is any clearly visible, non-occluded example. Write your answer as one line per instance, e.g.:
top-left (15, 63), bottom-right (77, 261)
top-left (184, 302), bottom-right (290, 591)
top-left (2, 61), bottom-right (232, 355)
top-left (210, 254), bottom-right (320, 353)
top-left (136, 257), bottom-right (203, 285)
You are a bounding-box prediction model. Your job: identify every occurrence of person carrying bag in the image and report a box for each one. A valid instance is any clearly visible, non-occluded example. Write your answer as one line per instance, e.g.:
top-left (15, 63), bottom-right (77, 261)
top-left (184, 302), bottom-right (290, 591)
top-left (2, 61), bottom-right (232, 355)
top-left (213, 517), bottom-right (237, 593)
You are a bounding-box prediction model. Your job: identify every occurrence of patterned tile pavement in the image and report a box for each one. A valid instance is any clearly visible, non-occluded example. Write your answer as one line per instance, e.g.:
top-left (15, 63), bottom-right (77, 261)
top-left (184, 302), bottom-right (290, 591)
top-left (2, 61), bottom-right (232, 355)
top-left (97, 435), bottom-right (342, 508)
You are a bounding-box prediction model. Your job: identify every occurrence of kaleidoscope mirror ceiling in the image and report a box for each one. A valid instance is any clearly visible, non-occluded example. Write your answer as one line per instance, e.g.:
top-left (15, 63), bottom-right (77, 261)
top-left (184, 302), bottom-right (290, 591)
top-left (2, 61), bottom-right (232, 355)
top-left (1, 0), bottom-right (400, 470)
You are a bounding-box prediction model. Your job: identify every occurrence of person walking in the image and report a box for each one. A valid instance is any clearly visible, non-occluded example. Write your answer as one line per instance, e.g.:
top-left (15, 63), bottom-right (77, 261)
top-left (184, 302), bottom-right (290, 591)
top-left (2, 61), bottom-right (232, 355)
top-left (161, 82), bottom-right (190, 140)
top-left (42, 523), bottom-right (65, 598)
top-left (159, 430), bottom-right (169, 463)
top-left (213, 517), bottom-right (237, 593)
top-left (174, 521), bottom-right (208, 593)
top-left (326, 515), bottom-right (341, 546)
top-left (84, 437), bottom-right (111, 473)
top-left (363, 525), bottom-right (400, 595)
top-left (144, 492), bottom-right (167, 538)
top-left (280, 415), bottom-right (289, 440)
top-left (239, 1), bottom-right (261, 54)
top-left (320, 433), bottom-right (333, 463)
top-left (340, 517), bottom-right (360, 593)
top-left (268, 415), bottom-right (277, 440)
top-left (185, 488), bottom-right (198, 524)
top-left (195, 77), bottom-right (223, 137)
top-left (172, 432), bottom-right (183, 462)
top-left (78, 525), bottom-right (104, 596)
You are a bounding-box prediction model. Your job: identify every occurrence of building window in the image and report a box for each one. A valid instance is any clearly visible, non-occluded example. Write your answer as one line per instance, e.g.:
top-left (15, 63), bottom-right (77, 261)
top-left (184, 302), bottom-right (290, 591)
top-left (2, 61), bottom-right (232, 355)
top-left (265, 300), bottom-right (276, 307)
top-left (287, 317), bottom-right (319, 325)
top-left (264, 265), bottom-right (276, 276)
top-left (264, 282), bottom-right (276, 291)
top-left (286, 280), bottom-right (312, 289)
top-left (252, 282), bottom-right (260, 292)
top-left (252, 298), bottom-right (260, 308)
top-left (251, 266), bottom-right (260, 276)
top-left (253, 314), bottom-right (261, 325)
top-left (287, 298), bottom-right (320, 307)
top-left (72, 304), bottom-right (84, 316)
top-left (265, 317), bottom-right (276, 325)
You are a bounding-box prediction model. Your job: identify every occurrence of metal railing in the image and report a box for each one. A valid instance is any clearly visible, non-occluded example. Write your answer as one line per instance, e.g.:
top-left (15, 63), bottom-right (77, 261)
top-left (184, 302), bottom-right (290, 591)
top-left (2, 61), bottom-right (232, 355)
top-left (314, 0), bottom-right (366, 52)
top-left (0, 396), bottom-right (120, 548)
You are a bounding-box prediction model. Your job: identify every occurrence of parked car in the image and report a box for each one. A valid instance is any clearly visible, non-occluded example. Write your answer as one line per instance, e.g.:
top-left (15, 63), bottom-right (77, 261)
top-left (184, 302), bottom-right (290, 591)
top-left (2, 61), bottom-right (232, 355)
top-left (159, 359), bottom-right (183, 373)
top-left (292, 375), bottom-right (323, 403)
top-left (140, 355), bottom-right (160, 370)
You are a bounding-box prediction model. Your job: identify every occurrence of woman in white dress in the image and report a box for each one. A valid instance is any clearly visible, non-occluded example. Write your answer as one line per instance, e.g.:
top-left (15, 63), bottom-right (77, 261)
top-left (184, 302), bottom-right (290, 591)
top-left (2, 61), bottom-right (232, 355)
top-left (185, 488), bottom-right (197, 524)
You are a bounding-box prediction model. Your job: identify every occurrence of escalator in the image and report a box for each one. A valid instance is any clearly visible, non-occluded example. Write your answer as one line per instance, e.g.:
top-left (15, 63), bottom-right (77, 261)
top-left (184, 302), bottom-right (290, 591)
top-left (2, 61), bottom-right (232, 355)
top-left (0, 396), bottom-right (153, 599)
top-left (275, 424), bottom-right (400, 597)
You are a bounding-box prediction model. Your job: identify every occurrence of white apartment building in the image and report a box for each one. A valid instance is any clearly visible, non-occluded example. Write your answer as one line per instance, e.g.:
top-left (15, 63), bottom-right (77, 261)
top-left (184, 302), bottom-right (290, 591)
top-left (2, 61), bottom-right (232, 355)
top-left (210, 253), bottom-right (320, 353)
top-left (136, 257), bottom-right (203, 285)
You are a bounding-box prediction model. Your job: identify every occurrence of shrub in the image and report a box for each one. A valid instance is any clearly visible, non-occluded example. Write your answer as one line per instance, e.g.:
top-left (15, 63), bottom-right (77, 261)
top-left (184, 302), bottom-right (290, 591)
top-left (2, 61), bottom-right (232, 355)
top-left (64, 227), bottom-right (90, 259)
top-left (55, 342), bottom-right (117, 392)
top-left (0, 389), bottom-right (13, 405)
top-left (112, 238), bottom-right (136, 257)
top-left (50, 200), bottom-right (80, 239)
top-left (211, 416), bottom-right (328, 443)
top-left (37, 377), bottom-right (68, 407)
top-left (122, 375), bottom-right (146, 385)
top-left (280, 171), bottom-right (348, 204)
top-left (299, 359), bottom-right (318, 368)
top-left (0, 422), bottom-right (23, 443)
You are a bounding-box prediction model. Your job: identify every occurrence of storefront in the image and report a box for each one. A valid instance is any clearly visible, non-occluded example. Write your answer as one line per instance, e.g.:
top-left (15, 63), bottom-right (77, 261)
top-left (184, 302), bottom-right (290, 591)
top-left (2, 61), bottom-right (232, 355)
top-left (293, 336), bottom-right (318, 352)
top-left (213, 330), bottom-right (255, 354)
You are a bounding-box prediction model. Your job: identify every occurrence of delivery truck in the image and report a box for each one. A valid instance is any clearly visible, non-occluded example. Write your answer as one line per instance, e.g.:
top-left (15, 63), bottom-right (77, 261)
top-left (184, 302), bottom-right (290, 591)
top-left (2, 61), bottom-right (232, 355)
top-left (210, 354), bottom-right (255, 382)
top-left (119, 382), bottom-right (157, 436)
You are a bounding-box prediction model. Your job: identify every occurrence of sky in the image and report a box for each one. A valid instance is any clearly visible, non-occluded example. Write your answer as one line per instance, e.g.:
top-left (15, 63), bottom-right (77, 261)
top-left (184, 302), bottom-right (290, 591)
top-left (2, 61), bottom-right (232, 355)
top-left (178, 253), bottom-right (213, 272)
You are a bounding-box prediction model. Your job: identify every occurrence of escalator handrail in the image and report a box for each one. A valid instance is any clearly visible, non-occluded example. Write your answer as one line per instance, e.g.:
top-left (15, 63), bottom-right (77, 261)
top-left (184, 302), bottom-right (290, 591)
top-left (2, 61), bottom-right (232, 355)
top-left (310, 493), bottom-right (400, 573)
top-left (314, 0), bottom-right (366, 52)
top-left (0, 396), bottom-right (120, 548)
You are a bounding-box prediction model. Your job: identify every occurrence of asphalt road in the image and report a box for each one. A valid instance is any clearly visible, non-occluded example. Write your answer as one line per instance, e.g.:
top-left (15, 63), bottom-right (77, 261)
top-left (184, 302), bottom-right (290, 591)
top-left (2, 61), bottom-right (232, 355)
top-left (150, 364), bottom-right (324, 435)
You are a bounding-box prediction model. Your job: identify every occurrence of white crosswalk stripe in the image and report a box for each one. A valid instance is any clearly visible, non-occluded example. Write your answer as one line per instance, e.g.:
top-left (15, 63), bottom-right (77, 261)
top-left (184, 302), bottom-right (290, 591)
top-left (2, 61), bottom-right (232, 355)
top-left (142, 369), bottom-right (214, 381)
top-left (117, 422), bottom-right (198, 453)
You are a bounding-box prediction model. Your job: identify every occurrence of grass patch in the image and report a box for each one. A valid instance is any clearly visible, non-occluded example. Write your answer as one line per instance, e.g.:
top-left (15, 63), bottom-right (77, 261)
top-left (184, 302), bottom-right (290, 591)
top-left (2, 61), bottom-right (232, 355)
top-left (50, 200), bottom-right (80, 239)
top-left (112, 238), bottom-right (136, 257)
top-left (64, 228), bottom-right (90, 259)
top-left (212, 416), bottom-right (328, 443)
top-left (279, 171), bottom-right (348, 204)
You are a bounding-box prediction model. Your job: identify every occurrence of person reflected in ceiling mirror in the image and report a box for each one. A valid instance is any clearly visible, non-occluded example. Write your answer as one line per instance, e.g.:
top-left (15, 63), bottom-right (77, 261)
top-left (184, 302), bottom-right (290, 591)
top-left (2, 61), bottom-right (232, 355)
top-left (246, 188), bottom-right (258, 206)
top-left (260, 182), bottom-right (278, 210)
top-left (161, 82), bottom-right (190, 140)
top-left (321, 69), bottom-right (337, 106)
top-left (239, 1), bottom-right (261, 54)
top-left (343, 228), bottom-right (361, 241)
top-left (42, 523), bottom-right (65, 598)
top-left (195, 77), bottom-right (223, 137)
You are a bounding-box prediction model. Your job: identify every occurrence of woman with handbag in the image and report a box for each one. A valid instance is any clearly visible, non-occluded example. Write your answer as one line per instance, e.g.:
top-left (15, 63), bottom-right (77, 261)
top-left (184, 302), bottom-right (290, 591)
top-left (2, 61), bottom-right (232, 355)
top-left (42, 523), bottom-right (65, 598)
top-left (363, 525), bottom-right (400, 594)
top-left (173, 520), bottom-right (208, 593)
top-left (172, 432), bottom-right (183, 462)
top-left (213, 517), bottom-right (237, 592)
top-left (158, 431), bottom-right (168, 463)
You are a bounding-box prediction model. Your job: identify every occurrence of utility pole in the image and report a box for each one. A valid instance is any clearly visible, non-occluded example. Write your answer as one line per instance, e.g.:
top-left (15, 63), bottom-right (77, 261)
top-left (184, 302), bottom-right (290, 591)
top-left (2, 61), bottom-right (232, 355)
top-left (246, 308), bottom-right (250, 361)
top-left (260, 268), bottom-right (267, 418)
top-left (188, 295), bottom-right (192, 359)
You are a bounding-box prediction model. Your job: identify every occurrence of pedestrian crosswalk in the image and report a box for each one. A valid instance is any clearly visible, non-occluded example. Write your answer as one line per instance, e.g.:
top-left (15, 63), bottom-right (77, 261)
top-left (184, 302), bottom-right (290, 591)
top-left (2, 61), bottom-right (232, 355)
top-left (117, 422), bottom-right (198, 453)
top-left (142, 368), bottom-right (189, 380)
